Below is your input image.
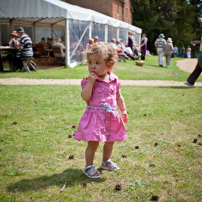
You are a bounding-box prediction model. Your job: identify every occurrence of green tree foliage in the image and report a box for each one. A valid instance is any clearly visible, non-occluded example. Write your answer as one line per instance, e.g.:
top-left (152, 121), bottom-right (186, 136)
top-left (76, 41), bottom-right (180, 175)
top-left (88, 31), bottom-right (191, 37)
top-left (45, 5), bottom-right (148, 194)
top-left (132, 0), bottom-right (196, 54)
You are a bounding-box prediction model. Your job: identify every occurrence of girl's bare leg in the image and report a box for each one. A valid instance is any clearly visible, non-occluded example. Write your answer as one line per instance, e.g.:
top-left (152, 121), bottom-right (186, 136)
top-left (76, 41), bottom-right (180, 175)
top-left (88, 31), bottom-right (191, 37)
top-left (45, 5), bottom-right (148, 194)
top-left (85, 141), bottom-right (99, 166)
top-left (103, 142), bottom-right (114, 161)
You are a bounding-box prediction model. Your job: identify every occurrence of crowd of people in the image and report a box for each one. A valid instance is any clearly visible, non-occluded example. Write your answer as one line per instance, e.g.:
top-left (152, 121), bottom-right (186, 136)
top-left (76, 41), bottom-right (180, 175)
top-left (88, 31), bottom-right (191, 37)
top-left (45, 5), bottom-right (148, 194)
top-left (85, 32), bottom-right (143, 63)
top-left (7, 26), bottom-right (68, 70)
top-left (154, 34), bottom-right (193, 68)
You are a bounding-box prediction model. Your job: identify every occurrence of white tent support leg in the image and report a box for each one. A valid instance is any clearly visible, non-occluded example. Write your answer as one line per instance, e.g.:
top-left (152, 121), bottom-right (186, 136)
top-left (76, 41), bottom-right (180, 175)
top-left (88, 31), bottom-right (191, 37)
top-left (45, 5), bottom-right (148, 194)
top-left (65, 18), bottom-right (70, 67)
top-left (105, 25), bottom-right (108, 43)
top-left (33, 23), bottom-right (36, 45)
top-left (89, 21), bottom-right (92, 39)
top-left (126, 31), bottom-right (128, 44)
top-left (51, 24), bottom-right (53, 39)
top-left (10, 20), bottom-right (13, 36)
top-left (117, 28), bottom-right (119, 40)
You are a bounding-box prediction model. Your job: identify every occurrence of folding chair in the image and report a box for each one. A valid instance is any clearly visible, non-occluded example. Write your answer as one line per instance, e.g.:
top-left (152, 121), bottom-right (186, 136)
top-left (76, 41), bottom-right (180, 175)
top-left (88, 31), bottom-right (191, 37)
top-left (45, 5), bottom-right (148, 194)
top-left (20, 58), bottom-right (37, 73)
top-left (34, 44), bottom-right (50, 65)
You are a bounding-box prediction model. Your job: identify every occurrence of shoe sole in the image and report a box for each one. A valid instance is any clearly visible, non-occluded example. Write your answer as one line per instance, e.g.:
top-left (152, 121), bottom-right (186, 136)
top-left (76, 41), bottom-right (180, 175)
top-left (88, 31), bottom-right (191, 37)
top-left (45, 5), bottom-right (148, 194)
top-left (82, 168), bottom-right (101, 178)
top-left (99, 165), bottom-right (120, 171)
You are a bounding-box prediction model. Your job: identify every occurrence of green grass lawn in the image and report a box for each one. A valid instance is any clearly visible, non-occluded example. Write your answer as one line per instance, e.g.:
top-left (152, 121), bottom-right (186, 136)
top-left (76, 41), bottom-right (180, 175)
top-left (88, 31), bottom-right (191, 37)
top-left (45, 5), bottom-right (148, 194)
top-left (1, 56), bottom-right (202, 82)
top-left (0, 85), bottom-right (202, 201)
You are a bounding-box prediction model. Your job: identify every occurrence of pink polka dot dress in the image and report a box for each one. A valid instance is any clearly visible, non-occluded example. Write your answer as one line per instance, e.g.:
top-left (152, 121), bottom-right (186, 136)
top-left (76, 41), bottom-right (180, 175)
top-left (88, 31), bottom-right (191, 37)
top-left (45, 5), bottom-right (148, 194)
top-left (74, 72), bottom-right (127, 142)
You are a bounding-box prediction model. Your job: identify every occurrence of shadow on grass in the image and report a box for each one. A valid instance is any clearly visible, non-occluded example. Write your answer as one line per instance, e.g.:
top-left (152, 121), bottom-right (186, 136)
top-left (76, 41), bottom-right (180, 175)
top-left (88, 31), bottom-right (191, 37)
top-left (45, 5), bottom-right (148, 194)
top-left (7, 168), bottom-right (106, 193)
top-left (158, 86), bottom-right (196, 89)
top-left (146, 64), bottom-right (161, 68)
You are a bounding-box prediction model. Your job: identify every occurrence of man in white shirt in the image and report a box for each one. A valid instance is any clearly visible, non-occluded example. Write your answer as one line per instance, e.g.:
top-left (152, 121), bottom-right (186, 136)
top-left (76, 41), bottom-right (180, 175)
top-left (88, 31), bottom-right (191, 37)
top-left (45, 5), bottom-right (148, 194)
top-left (52, 38), bottom-right (65, 65)
top-left (155, 33), bottom-right (166, 67)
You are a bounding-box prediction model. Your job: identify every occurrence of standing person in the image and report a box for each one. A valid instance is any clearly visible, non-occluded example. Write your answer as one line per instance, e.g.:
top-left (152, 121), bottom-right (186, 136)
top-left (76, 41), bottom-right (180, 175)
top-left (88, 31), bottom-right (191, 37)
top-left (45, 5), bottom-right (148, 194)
top-left (74, 42), bottom-right (128, 178)
top-left (186, 46), bottom-right (191, 58)
top-left (140, 33), bottom-right (148, 60)
top-left (184, 18), bottom-right (202, 86)
top-left (180, 45), bottom-right (185, 58)
top-left (15, 27), bottom-right (33, 70)
top-left (163, 38), bottom-right (174, 68)
top-left (155, 33), bottom-right (166, 67)
top-left (173, 45), bottom-right (178, 57)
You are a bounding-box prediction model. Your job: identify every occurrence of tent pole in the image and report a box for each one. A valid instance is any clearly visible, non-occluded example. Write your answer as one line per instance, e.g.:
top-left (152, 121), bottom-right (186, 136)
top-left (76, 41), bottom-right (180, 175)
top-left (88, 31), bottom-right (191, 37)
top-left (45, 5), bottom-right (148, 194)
top-left (10, 19), bottom-right (13, 34)
top-left (117, 28), bottom-right (119, 40)
top-left (89, 21), bottom-right (92, 39)
top-left (105, 25), bottom-right (108, 43)
top-left (33, 23), bottom-right (36, 45)
top-left (65, 18), bottom-right (70, 67)
top-left (139, 33), bottom-right (141, 45)
top-left (51, 24), bottom-right (53, 39)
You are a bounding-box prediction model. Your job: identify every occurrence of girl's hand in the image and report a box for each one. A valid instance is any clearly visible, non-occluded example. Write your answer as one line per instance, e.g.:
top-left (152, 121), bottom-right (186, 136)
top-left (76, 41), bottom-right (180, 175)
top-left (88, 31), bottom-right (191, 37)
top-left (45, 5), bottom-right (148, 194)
top-left (122, 109), bottom-right (128, 123)
top-left (88, 72), bottom-right (99, 84)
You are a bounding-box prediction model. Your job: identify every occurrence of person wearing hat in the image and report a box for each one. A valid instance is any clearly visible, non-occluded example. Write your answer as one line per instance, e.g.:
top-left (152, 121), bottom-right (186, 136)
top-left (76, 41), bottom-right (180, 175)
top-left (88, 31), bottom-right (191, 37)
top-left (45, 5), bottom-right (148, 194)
top-left (14, 27), bottom-right (33, 70)
top-left (8, 31), bottom-right (20, 71)
top-left (163, 38), bottom-right (174, 68)
top-left (154, 33), bottom-right (166, 67)
top-left (184, 18), bottom-right (202, 86)
top-left (8, 31), bottom-right (19, 48)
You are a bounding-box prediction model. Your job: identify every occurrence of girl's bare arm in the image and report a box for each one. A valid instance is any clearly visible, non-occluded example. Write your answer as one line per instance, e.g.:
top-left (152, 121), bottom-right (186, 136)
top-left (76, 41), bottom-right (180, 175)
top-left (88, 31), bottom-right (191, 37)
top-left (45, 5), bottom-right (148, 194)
top-left (116, 92), bottom-right (128, 123)
top-left (81, 72), bottom-right (99, 101)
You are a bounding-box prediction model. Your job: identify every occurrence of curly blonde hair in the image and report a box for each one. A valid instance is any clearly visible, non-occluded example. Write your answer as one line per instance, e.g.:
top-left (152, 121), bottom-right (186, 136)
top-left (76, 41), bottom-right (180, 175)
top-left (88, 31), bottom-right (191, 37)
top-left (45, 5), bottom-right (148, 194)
top-left (84, 42), bottom-right (118, 70)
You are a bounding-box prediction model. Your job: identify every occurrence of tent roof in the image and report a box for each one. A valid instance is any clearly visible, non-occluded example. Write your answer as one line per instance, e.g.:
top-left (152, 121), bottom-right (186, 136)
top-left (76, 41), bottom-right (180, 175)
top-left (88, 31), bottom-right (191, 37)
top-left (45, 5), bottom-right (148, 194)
top-left (0, 0), bottom-right (142, 33)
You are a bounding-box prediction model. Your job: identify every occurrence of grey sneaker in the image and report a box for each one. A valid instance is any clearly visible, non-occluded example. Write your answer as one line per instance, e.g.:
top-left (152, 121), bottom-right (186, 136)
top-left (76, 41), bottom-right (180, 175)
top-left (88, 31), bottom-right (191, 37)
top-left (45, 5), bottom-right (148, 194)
top-left (184, 81), bottom-right (194, 86)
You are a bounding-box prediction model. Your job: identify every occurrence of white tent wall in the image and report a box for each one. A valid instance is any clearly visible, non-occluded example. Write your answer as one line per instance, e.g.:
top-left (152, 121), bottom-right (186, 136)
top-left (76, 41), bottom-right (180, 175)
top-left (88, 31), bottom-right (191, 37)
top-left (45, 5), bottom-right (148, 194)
top-left (0, 0), bottom-right (142, 68)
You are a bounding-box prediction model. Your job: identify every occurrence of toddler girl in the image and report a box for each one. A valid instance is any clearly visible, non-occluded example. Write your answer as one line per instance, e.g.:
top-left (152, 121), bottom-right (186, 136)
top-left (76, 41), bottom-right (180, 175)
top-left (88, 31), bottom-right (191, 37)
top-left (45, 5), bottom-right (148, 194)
top-left (74, 42), bottom-right (128, 178)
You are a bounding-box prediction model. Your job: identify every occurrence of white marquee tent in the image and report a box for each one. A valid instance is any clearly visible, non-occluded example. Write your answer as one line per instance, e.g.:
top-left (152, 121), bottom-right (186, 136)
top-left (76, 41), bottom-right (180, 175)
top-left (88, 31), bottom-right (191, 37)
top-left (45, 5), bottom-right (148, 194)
top-left (0, 0), bottom-right (142, 67)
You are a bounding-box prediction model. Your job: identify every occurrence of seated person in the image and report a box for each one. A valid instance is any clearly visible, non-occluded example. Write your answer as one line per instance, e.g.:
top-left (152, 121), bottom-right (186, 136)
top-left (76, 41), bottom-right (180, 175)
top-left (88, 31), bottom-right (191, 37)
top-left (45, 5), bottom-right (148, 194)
top-left (47, 37), bottom-right (53, 49)
top-left (14, 27), bottom-right (33, 71)
top-left (93, 36), bottom-right (99, 44)
top-left (127, 32), bottom-right (141, 56)
top-left (117, 39), bottom-right (138, 60)
top-left (86, 38), bottom-right (94, 48)
top-left (8, 31), bottom-right (20, 70)
top-left (52, 38), bottom-right (65, 66)
top-left (61, 36), bottom-right (65, 45)
top-left (38, 37), bottom-right (49, 50)
top-left (109, 38), bottom-right (130, 60)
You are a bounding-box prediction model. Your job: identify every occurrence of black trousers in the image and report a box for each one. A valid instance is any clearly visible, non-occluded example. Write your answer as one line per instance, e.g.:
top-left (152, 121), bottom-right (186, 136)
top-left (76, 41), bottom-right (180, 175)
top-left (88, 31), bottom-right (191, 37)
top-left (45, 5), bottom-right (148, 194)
top-left (187, 62), bottom-right (202, 85)
top-left (141, 54), bottom-right (145, 60)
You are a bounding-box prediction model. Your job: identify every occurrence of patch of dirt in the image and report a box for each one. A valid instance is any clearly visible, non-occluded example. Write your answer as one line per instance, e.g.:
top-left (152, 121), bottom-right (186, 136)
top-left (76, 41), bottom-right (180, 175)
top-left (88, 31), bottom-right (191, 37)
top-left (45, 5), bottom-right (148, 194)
top-left (176, 58), bottom-right (198, 73)
top-left (0, 59), bottom-right (202, 86)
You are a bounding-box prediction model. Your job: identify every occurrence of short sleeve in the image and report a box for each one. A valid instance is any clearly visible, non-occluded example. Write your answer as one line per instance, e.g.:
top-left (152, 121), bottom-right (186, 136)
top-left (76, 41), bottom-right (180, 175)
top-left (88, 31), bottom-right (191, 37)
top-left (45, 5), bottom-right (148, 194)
top-left (81, 77), bottom-right (88, 88)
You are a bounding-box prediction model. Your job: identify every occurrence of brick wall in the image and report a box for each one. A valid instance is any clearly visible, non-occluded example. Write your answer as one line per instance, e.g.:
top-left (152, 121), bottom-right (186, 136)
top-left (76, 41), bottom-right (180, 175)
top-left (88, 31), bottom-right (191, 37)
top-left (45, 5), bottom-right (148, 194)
top-left (66, 0), bottom-right (132, 24)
